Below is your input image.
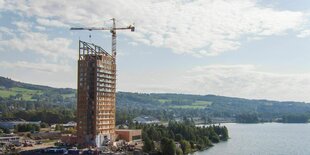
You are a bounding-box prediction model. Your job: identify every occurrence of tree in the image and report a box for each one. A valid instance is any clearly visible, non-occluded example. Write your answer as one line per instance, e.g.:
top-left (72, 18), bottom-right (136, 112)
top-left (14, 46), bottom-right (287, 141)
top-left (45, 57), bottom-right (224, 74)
top-left (175, 134), bottom-right (183, 142)
top-left (0, 129), bottom-right (4, 136)
top-left (143, 136), bottom-right (155, 153)
top-left (0, 127), bottom-right (10, 134)
top-left (161, 138), bottom-right (176, 155)
top-left (180, 140), bottom-right (191, 154)
top-left (209, 129), bottom-right (220, 143)
top-left (40, 122), bottom-right (49, 128)
top-left (221, 126), bottom-right (229, 141)
top-left (203, 136), bottom-right (213, 147)
top-left (55, 124), bottom-right (64, 131)
top-left (176, 148), bottom-right (183, 155)
top-left (15, 124), bottom-right (40, 132)
top-left (15, 93), bottom-right (23, 100)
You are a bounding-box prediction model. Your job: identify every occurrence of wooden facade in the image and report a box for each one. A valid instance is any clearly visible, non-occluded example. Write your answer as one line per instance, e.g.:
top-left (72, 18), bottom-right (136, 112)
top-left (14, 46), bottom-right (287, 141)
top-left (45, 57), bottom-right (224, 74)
top-left (77, 41), bottom-right (116, 147)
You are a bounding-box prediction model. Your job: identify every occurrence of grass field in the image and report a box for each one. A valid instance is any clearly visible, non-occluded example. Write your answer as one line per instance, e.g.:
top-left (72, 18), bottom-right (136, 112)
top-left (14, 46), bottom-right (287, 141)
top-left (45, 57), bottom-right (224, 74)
top-left (158, 99), bottom-right (171, 104)
top-left (62, 93), bottom-right (76, 99)
top-left (0, 87), bottom-right (42, 101)
top-left (169, 105), bottom-right (206, 109)
top-left (0, 89), bottom-right (17, 98)
top-left (168, 100), bottom-right (212, 109)
top-left (192, 100), bottom-right (212, 106)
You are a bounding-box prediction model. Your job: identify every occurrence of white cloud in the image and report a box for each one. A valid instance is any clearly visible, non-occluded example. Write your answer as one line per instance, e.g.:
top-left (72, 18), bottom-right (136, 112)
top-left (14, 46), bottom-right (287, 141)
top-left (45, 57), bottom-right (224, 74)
top-left (36, 18), bottom-right (69, 28)
top-left (1, 20), bottom-right (74, 60)
top-left (13, 21), bottom-right (32, 31)
top-left (1, 0), bottom-right (308, 56)
top-left (0, 60), bottom-right (76, 88)
top-left (0, 30), bottom-right (75, 60)
top-left (0, 26), bottom-right (15, 39)
top-left (35, 25), bottom-right (46, 31)
top-left (297, 29), bottom-right (310, 38)
top-left (0, 0), bottom-right (4, 9)
top-left (128, 41), bottom-right (138, 46)
top-left (118, 65), bottom-right (310, 102)
top-left (0, 61), bottom-right (72, 72)
top-left (184, 65), bottom-right (310, 102)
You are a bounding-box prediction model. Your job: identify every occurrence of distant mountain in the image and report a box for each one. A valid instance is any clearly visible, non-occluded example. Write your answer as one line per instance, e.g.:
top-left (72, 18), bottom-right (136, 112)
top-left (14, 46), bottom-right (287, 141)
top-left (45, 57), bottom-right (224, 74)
top-left (0, 76), bottom-right (75, 102)
top-left (0, 76), bottom-right (75, 93)
top-left (116, 92), bottom-right (310, 122)
top-left (0, 76), bottom-right (52, 90)
top-left (1, 76), bottom-right (310, 123)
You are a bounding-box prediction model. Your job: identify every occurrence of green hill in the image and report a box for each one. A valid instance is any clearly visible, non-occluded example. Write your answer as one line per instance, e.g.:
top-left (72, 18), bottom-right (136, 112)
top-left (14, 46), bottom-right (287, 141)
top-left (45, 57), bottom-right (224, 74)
top-left (1, 76), bottom-right (310, 124)
top-left (0, 76), bottom-right (75, 102)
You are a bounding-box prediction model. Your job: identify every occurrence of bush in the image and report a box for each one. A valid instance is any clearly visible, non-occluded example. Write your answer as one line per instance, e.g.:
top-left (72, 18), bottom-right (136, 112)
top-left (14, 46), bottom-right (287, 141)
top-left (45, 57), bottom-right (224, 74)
top-left (15, 124), bottom-right (40, 132)
top-left (180, 140), bottom-right (191, 154)
top-left (160, 138), bottom-right (176, 155)
top-left (176, 147), bottom-right (183, 155)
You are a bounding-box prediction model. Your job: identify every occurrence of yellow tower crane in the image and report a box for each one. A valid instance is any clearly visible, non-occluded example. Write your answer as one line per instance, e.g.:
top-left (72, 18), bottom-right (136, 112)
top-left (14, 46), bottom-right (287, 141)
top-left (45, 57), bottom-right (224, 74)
top-left (70, 18), bottom-right (135, 58)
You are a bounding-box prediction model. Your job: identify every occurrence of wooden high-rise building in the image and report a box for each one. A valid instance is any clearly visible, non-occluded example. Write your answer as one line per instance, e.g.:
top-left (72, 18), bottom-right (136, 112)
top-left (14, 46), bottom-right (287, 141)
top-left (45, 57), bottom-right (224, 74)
top-left (76, 40), bottom-right (116, 147)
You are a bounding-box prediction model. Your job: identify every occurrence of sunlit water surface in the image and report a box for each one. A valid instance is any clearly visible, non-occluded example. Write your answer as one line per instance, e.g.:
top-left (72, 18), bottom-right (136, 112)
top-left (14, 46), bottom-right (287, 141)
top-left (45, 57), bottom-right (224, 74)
top-left (193, 123), bottom-right (310, 155)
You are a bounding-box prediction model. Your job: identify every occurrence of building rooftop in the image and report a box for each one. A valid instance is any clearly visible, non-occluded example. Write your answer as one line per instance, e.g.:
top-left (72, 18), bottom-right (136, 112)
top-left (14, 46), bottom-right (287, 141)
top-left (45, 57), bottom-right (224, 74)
top-left (115, 129), bottom-right (142, 132)
top-left (0, 118), bottom-right (25, 122)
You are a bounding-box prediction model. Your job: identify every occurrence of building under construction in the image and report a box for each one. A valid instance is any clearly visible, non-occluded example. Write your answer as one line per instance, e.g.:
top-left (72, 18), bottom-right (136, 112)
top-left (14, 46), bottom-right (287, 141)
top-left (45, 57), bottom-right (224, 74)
top-left (76, 40), bottom-right (116, 147)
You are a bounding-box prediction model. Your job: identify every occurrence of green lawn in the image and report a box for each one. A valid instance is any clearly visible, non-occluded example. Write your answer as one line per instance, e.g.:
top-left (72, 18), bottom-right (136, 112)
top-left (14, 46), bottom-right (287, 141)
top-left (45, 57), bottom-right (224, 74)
top-left (158, 99), bottom-right (171, 104)
top-left (169, 105), bottom-right (206, 109)
top-left (62, 93), bottom-right (76, 98)
top-left (192, 100), bottom-right (212, 106)
top-left (168, 100), bottom-right (211, 109)
top-left (0, 89), bottom-right (17, 98)
top-left (0, 87), bottom-right (42, 101)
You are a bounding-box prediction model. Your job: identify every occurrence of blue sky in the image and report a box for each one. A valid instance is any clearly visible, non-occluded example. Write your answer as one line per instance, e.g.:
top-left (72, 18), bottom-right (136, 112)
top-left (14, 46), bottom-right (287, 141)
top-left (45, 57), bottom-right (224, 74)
top-left (1, 0), bottom-right (310, 102)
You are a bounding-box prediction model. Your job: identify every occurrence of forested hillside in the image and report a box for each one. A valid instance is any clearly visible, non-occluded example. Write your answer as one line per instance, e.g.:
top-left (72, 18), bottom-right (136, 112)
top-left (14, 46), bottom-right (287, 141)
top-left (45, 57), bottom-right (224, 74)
top-left (1, 76), bottom-right (310, 124)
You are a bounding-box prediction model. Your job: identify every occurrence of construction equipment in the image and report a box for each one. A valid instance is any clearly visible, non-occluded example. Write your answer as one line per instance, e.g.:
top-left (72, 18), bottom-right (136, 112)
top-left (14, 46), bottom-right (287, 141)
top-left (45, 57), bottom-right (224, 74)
top-left (70, 18), bottom-right (135, 58)
top-left (70, 19), bottom-right (134, 147)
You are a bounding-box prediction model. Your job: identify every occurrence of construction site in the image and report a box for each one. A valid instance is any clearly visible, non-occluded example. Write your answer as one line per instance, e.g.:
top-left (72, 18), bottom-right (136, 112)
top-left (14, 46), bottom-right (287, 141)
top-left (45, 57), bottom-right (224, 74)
top-left (15, 19), bottom-right (143, 155)
top-left (76, 40), bottom-right (117, 147)
top-left (73, 19), bottom-right (142, 150)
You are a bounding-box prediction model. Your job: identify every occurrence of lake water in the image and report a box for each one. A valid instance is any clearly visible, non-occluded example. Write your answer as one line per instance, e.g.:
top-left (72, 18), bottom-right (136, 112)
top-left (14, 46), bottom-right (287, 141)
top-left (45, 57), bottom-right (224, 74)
top-left (193, 123), bottom-right (310, 155)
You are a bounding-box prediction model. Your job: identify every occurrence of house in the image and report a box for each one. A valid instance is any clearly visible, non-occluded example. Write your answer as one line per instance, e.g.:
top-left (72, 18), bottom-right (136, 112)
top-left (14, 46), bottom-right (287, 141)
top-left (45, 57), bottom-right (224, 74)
top-left (62, 121), bottom-right (77, 130)
top-left (133, 116), bottom-right (160, 124)
top-left (51, 121), bottom-right (77, 131)
top-left (0, 118), bottom-right (41, 130)
top-left (0, 134), bottom-right (20, 144)
top-left (115, 129), bottom-right (142, 142)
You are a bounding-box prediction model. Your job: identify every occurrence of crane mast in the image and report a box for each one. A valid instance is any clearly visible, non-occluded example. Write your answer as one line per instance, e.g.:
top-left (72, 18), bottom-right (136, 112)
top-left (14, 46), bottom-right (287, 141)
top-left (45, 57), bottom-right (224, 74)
top-left (111, 18), bottom-right (117, 57)
top-left (70, 18), bottom-right (135, 58)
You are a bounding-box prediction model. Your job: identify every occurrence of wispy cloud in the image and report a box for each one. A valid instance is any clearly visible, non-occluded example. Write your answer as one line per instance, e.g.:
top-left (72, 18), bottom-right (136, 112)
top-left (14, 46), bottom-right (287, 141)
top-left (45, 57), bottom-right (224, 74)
top-left (119, 65), bottom-right (310, 102)
top-left (1, 0), bottom-right (308, 56)
top-left (36, 18), bottom-right (69, 28)
top-left (0, 22), bottom-right (75, 60)
top-left (0, 61), bottom-right (72, 72)
top-left (297, 29), bottom-right (310, 38)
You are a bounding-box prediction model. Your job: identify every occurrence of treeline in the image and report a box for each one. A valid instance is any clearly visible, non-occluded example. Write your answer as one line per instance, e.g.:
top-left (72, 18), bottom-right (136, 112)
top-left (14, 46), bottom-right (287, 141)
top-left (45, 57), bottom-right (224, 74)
top-left (236, 113), bottom-right (310, 123)
top-left (9, 109), bottom-right (75, 124)
top-left (281, 114), bottom-right (309, 123)
top-left (131, 121), bottom-right (228, 154)
top-left (236, 113), bottom-right (259, 123)
top-left (117, 92), bottom-right (310, 121)
top-left (15, 124), bottom-right (40, 132)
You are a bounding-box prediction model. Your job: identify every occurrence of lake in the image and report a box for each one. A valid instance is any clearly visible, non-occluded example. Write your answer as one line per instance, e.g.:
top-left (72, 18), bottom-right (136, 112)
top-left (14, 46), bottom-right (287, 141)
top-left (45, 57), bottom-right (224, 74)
top-left (193, 123), bottom-right (310, 155)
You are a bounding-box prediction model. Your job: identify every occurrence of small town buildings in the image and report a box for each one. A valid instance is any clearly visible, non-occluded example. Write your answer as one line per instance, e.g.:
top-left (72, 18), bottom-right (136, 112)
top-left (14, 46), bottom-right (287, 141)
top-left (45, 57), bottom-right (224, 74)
top-left (62, 121), bottom-right (77, 130)
top-left (115, 129), bottom-right (142, 142)
top-left (51, 121), bottom-right (77, 131)
top-left (0, 118), bottom-right (41, 130)
top-left (0, 134), bottom-right (20, 144)
top-left (133, 116), bottom-right (160, 124)
top-left (61, 134), bottom-right (78, 145)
